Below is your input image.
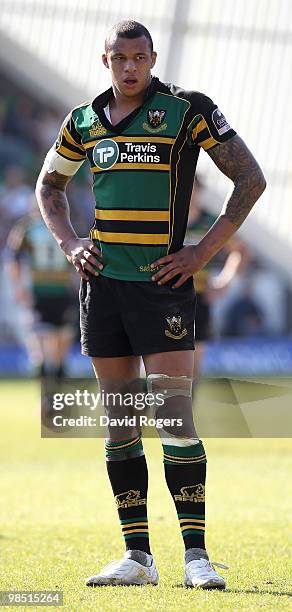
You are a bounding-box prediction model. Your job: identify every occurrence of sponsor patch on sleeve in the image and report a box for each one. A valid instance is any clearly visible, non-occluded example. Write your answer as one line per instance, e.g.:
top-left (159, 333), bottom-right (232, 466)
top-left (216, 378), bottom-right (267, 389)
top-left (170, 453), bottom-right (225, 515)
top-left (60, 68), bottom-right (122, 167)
top-left (212, 108), bottom-right (231, 136)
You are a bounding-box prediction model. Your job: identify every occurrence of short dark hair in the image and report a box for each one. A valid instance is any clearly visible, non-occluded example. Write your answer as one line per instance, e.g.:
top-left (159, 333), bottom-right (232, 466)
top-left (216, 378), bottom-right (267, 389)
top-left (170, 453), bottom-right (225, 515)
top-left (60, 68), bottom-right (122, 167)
top-left (105, 20), bottom-right (153, 53)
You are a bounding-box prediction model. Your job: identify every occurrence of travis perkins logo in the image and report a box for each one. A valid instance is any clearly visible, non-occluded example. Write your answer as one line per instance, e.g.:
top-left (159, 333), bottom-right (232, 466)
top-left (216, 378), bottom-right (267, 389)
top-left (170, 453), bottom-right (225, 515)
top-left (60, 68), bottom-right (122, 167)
top-left (174, 484), bottom-right (205, 503)
top-left (93, 138), bottom-right (161, 169)
top-left (143, 109), bottom-right (167, 133)
top-left (165, 315), bottom-right (187, 340)
top-left (121, 142), bottom-right (160, 163)
top-left (115, 490), bottom-right (147, 509)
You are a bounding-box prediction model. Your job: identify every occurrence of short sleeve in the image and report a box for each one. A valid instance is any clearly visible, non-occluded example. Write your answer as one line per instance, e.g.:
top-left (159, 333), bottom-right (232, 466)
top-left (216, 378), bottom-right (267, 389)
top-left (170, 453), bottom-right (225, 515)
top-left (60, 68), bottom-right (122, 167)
top-left (188, 93), bottom-right (236, 151)
top-left (44, 111), bottom-right (87, 176)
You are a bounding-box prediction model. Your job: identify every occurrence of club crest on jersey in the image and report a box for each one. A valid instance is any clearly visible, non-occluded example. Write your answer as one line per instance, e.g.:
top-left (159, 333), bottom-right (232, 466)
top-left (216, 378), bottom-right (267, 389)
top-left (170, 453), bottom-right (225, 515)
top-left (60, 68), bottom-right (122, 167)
top-left (143, 109), bottom-right (167, 133)
top-left (174, 484), bottom-right (205, 503)
top-left (89, 119), bottom-right (107, 137)
top-left (115, 490), bottom-right (147, 509)
top-left (165, 315), bottom-right (187, 340)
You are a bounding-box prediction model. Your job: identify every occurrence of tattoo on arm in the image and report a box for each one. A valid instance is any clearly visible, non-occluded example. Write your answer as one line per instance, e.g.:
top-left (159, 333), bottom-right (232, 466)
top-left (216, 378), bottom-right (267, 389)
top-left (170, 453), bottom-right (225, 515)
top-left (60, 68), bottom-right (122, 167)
top-left (207, 135), bottom-right (266, 228)
top-left (35, 169), bottom-right (77, 247)
top-left (38, 171), bottom-right (70, 218)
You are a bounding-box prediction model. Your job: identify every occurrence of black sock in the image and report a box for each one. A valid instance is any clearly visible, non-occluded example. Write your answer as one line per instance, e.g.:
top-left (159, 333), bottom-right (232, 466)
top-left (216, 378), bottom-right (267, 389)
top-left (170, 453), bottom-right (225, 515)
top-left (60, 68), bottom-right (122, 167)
top-left (163, 440), bottom-right (207, 550)
top-left (106, 436), bottom-right (151, 554)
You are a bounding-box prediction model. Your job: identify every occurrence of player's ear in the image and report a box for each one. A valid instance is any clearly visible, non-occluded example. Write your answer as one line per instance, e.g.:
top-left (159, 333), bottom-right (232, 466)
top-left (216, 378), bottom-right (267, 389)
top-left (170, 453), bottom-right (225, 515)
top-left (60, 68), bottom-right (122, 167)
top-left (102, 54), bottom-right (109, 69)
top-left (151, 51), bottom-right (157, 69)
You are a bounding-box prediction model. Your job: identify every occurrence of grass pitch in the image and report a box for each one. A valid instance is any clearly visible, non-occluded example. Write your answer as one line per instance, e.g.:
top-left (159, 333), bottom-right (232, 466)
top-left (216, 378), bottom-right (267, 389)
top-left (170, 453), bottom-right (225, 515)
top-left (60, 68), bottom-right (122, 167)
top-left (0, 380), bottom-right (291, 611)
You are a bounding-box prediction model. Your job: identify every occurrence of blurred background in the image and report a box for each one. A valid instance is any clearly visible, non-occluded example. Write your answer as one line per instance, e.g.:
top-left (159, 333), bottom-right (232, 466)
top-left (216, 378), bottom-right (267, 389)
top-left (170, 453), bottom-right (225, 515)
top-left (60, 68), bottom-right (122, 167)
top-left (0, 0), bottom-right (292, 378)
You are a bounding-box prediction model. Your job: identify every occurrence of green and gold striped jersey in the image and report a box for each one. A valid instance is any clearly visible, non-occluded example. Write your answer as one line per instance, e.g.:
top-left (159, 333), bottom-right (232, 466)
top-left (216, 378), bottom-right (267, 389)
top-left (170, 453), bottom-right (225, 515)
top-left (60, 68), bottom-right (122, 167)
top-left (52, 77), bottom-right (236, 281)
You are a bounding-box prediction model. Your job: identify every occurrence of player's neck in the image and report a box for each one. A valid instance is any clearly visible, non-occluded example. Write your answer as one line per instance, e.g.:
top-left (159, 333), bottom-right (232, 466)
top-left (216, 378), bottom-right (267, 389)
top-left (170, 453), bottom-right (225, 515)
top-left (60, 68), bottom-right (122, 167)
top-left (108, 93), bottom-right (142, 126)
top-left (110, 80), bottom-right (150, 113)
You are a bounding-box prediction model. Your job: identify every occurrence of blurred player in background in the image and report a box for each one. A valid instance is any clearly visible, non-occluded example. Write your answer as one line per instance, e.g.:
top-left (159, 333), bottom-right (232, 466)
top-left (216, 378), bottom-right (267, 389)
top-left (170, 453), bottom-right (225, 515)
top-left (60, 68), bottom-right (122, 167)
top-left (0, 166), bottom-right (33, 340)
top-left (35, 20), bottom-right (266, 590)
top-left (9, 203), bottom-right (76, 379)
top-left (187, 176), bottom-right (251, 380)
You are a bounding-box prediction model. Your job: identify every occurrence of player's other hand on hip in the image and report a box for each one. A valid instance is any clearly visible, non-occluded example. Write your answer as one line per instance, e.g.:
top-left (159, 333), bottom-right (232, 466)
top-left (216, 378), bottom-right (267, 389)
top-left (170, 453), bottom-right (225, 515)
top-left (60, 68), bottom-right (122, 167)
top-left (151, 245), bottom-right (206, 289)
top-left (62, 237), bottom-right (103, 280)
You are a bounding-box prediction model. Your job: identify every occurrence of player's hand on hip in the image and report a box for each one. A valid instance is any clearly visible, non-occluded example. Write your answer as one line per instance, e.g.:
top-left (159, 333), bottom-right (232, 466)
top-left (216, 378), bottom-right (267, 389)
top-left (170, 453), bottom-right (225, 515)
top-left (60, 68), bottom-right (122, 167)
top-left (62, 237), bottom-right (103, 280)
top-left (151, 245), bottom-right (206, 289)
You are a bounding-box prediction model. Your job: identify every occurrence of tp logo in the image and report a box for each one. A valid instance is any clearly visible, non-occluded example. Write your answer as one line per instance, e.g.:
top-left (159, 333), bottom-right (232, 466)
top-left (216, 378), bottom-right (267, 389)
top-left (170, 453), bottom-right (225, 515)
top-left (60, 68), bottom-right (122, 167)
top-left (93, 138), bottom-right (119, 170)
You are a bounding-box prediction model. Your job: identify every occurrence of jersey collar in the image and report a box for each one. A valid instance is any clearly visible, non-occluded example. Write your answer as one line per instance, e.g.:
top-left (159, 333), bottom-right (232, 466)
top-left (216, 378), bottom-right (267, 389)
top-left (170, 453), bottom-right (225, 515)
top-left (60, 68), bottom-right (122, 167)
top-left (91, 76), bottom-right (162, 134)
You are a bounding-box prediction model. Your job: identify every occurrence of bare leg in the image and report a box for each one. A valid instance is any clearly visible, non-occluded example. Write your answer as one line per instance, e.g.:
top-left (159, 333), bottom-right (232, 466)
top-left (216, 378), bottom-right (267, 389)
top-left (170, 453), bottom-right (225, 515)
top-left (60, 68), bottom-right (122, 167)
top-left (143, 350), bottom-right (197, 439)
top-left (143, 350), bottom-right (207, 554)
top-left (143, 349), bottom-right (194, 377)
top-left (92, 355), bottom-right (142, 441)
top-left (92, 355), bottom-right (151, 556)
top-left (92, 355), bottom-right (141, 381)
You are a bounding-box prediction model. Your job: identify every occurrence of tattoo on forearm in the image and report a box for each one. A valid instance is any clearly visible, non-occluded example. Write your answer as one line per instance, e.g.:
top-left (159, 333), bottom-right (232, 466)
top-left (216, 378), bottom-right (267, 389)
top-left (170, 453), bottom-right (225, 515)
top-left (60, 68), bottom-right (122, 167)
top-left (40, 185), bottom-right (67, 217)
top-left (35, 169), bottom-right (77, 248)
top-left (208, 135), bottom-right (266, 228)
top-left (37, 171), bottom-right (70, 219)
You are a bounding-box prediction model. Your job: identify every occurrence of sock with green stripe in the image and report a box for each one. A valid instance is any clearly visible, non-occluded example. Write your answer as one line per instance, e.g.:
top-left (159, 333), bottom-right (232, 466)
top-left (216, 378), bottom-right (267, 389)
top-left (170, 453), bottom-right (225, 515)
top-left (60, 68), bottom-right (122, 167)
top-left (105, 435), bottom-right (151, 555)
top-left (163, 439), bottom-right (207, 550)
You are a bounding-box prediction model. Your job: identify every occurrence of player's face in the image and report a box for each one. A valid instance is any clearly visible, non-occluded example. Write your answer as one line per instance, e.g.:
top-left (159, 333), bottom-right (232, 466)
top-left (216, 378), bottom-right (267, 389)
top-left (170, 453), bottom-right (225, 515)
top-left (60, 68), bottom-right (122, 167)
top-left (102, 36), bottom-right (157, 98)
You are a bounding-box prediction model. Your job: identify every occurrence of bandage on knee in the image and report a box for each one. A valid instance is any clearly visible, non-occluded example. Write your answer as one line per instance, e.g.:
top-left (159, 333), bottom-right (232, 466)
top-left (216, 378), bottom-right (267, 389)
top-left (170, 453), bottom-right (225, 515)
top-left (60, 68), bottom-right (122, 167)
top-left (147, 373), bottom-right (192, 398)
top-left (146, 373), bottom-right (198, 443)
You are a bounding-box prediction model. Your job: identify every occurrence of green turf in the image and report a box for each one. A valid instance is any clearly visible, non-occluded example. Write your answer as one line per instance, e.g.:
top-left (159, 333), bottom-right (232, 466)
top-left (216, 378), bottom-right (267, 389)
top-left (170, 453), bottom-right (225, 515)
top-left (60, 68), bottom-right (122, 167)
top-left (0, 381), bottom-right (291, 611)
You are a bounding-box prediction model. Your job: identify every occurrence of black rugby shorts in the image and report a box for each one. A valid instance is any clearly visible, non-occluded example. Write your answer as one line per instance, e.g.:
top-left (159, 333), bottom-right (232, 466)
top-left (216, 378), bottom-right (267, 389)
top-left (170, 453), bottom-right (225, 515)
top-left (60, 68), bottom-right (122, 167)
top-left (80, 274), bottom-right (195, 358)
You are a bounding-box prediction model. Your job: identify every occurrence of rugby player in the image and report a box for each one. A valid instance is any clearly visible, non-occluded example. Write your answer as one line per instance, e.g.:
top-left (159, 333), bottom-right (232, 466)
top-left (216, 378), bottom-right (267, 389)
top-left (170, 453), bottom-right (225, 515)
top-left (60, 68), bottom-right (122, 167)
top-left (35, 20), bottom-right (266, 589)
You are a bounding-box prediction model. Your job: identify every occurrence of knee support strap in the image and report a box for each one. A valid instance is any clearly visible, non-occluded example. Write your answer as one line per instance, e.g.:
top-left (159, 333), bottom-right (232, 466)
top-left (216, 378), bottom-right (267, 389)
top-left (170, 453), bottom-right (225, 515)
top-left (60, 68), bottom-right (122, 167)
top-left (147, 373), bottom-right (198, 445)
